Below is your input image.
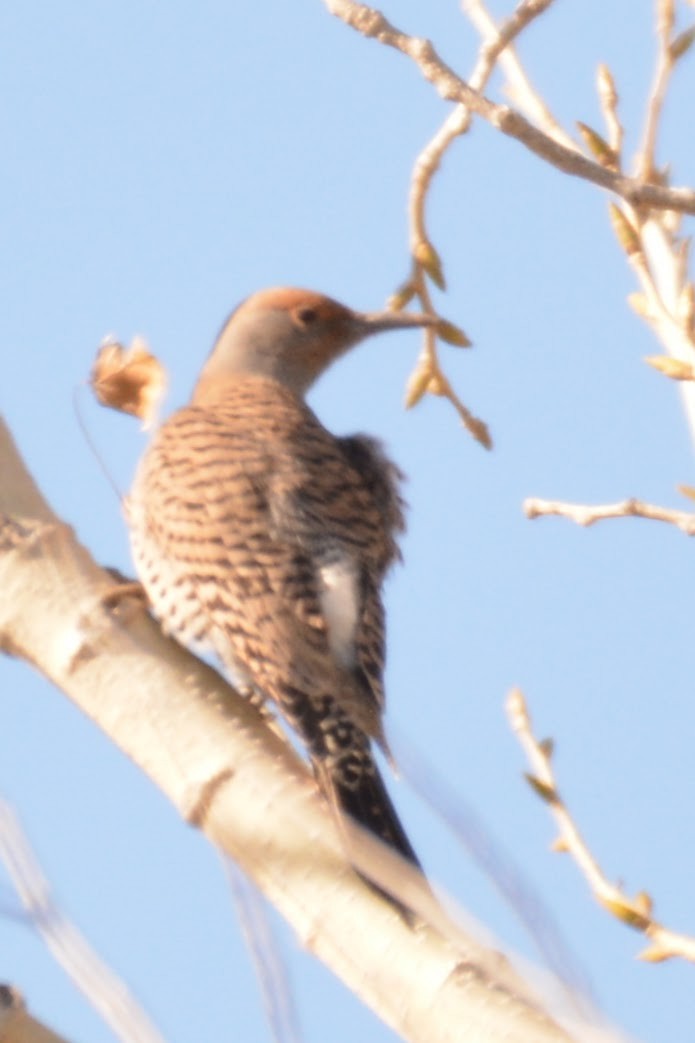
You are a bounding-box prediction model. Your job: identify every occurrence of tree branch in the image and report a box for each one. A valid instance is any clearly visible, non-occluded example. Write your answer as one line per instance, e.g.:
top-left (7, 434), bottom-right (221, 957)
top-left (507, 689), bottom-right (695, 964)
top-left (324, 0), bottom-right (695, 214)
top-left (0, 416), bottom-right (590, 1043)
top-left (0, 801), bottom-right (167, 1043)
top-left (523, 496), bottom-right (695, 535)
top-left (400, 0), bottom-right (557, 448)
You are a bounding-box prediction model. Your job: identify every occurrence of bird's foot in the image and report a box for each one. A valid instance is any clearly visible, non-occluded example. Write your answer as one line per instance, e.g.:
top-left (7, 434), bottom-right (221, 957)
top-left (99, 568), bottom-right (149, 620)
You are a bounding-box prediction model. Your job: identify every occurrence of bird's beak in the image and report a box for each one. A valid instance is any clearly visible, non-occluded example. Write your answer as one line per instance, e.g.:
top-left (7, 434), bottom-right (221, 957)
top-left (355, 310), bottom-right (437, 337)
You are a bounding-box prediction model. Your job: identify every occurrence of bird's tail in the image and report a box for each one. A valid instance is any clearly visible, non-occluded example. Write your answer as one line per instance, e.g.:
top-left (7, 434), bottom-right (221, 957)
top-left (278, 684), bottom-right (424, 907)
top-left (315, 750), bottom-right (425, 920)
top-left (317, 752), bottom-right (421, 871)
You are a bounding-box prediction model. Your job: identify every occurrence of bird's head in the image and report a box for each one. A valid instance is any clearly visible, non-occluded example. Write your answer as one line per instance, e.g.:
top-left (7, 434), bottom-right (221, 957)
top-left (193, 287), bottom-right (433, 401)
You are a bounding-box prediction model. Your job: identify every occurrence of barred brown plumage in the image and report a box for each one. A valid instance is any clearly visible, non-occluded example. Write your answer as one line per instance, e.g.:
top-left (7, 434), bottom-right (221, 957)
top-left (127, 288), bottom-right (433, 887)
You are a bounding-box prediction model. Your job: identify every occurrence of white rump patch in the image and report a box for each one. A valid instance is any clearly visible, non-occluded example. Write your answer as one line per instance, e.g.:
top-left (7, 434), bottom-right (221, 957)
top-left (318, 558), bottom-right (359, 667)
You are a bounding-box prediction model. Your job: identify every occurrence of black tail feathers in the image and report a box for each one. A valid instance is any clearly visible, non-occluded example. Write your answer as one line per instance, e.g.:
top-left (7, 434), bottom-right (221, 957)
top-left (327, 757), bottom-right (422, 871)
top-left (281, 684), bottom-right (423, 897)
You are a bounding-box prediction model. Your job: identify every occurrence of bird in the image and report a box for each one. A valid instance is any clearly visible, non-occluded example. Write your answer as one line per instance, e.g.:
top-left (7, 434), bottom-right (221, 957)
top-left (127, 287), bottom-right (432, 890)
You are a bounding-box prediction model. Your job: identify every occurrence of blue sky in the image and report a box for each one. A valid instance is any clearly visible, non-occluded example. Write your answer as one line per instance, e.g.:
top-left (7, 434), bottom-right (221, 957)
top-left (2, 2), bottom-right (694, 1041)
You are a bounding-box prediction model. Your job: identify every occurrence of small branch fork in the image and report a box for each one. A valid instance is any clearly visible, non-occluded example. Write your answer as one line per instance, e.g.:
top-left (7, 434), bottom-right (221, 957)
top-left (394, 0), bottom-right (559, 451)
top-left (524, 496), bottom-right (695, 535)
top-left (327, 0), bottom-right (695, 968)
top-left (325, 0), bottom-right (695, 213)
top-left (507, 688), bottom-right (695, 964)
top-left (325, 0), bottom-right (695, 451)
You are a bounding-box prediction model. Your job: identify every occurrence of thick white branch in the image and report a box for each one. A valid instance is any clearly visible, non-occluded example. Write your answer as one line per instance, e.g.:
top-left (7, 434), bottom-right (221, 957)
top-left (0, 416), bottom-right (593, 1042)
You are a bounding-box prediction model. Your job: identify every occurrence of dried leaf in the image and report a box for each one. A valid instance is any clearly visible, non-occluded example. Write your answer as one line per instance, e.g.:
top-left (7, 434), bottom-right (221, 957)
top-left (414, 239), bottom-right (446, 290)
top-left (644, 355), bottom-right (695, 380)
top-left (609, 204), bottom-right (642, 257)
top-left (577, 121), bottom-right (619, 170)
top-left (435, 318), bottom-right (472, 348)
top-left (91, 338), bottom-right (167, 426)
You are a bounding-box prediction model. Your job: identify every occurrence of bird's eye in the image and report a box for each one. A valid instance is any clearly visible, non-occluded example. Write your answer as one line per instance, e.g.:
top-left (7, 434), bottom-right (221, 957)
top-left (295, 306), bottom-right (319, 326)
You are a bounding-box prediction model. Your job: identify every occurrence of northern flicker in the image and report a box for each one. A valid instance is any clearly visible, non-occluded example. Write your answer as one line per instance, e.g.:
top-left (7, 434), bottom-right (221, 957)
top-left (127, 288), bottom-right (431, 881)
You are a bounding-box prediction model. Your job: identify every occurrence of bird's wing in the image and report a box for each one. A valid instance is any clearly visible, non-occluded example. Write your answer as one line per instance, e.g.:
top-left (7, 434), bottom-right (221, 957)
top-left (129, 399), bottom-right (332, 697)
top-left (264, 424), bottom-right (406, 739)
top-left (129, 384), bottom-right (402, 744)
top-left (334, 435), bottom-right (406, 718)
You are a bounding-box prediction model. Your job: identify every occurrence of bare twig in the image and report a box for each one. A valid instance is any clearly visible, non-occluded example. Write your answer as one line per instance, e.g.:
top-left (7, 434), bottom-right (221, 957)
top-left (324, 0), bottom-right (695, 214)
top-left (638, 0), bottom-right (676, 182)
top-left (523, 496), bottom-right (695, 535)
top-left (328, 0), bottom-right (695, 448)
top-left (474, 0), bottom-right (558, 86)
top-left (0, 799), bottom-right (168, 1043)
top-left (0, 417), bottom-right (586, 1043)
top-left (403, 0), bottom-right (567, 258)
top-left (422, 343), bottom-right (492, 447)
top-left (463, 0), bottom-right (574, 147)
top-left (328, 0), bottom-right (695, 444)
top-left (613, 0), bottom-right (695, 445)
top-left (621, 231), bottom-right (695, 357)
top-left (404, 280), bottom-right (492, 447)
top-left (223, 858), bottom-right (303, 1043)
top-left (596, 65), bottom-right (623, 162)
top-left (394, 731), bottom-right (595, 1006)
top-left (506, 689), bottom-right (695, 963)
top-left (403, 0), bottom-right (557, 442)
top-left (468, 0), bottom-right (695, 450)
